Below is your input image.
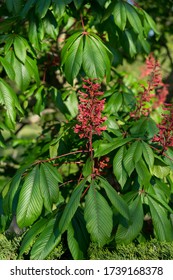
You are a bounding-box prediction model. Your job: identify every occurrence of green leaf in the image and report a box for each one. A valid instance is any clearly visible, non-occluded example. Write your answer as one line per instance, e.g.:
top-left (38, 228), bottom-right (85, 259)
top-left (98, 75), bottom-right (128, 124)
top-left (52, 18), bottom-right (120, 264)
top-left (0, 131), bottom-right (5, 148)
top-left (143, 11), bottom-right (160, 35)
top-left (20, 0), bottom-right (36, 18)
top-left (42, 162), bottom-right (63, 183)
top-left (113, 1), bottom-right (126, 31)
top-left (19, 218), bottom-right (48, 257)
top-left (123, 141), bottom-right (142, 176)
top-left (0, 56), bottom-right (15, 80)
top-left (43, 11), bottom-right (58, 40)
top-left (67, 209), bottom-right (89, 260)
top-left (16, 165), bottom-right (43, 228)
top-left (151, 158), bottom-right (170, 179)
top-left (115, 195), bottom-right (144, 244)
top-left (96, 0), bottom-right (107, 6)
top-left (8, 173), bottom-right (22, 213)
top-left (94, 137), bottom-right (132, 157)
top-left (28, 15), bottom-right (40, 50)
top-left (51, 87), bottom-right (71, 117)
top-left (13, 36), bottom-right (27, 63)
top-left (62, 34), bottom-right (83, 84)
top-left (34, 86), bottom-right (45, 115)
top-left (61, 32), bottom-right (82, 65)
top-left (64, 91), bottom-right (78, 117)
top-left (123, 30), bottom-right (137, 57)
top-left (4, 35), bottom-right (14, 54)
top-left (0, 78), bottom-right (23, 129)
top-left (30, 216), bottom-right (61, 259)
top-left (142, 141), bottom-right (154, 169)
top-left (58, 178), bottom-right (87, 233)
top-left (25, 55), bottom-right (40, 86)
top-left (83, 34), bottom-right (110, 81)
top-left (135, 159), bottom-right (151, 186)
top-left (148, 196), bottom-right (173, 241)
top-left (39, 163), bottom-right (60, 212)
top-left (147, 191), bottom-right (173, 214)
top-left (52, 0), bottom-right (66, 17)
top-left (113, 146), bottom-right (128, 188)
top-left (133, 141), bottom-right (143, 162)
top-left (104, 116), bottom-right (120, 135)
top-left (35, 0), bottom-right (51, 18)
top-left (84, 180), bottom-right (113, 246)
top-left (5, 50), bottom-right (31, 91)
top-left (83, 35), bottom-right (103, 78)
top-left (0, 17), bottom-right (17, 32)
top-left (146, 118), bottom-right (159, 139)
top-left (82, 158), bottom-right (93, 177)
top-left (105, 92), bottom-right (122, 114)
top-left (73, 0), bottom-right (84, 9)
top-left (99, 177), bottom-right (130, 220)
top-left (6, 0), bottom-right (23, 14)
top-left (124, 2), bottom-right (143, 34)
top-left (88, 33), bottom-right (112, 81)
top-left (123, 147), bottom-right (135, 177)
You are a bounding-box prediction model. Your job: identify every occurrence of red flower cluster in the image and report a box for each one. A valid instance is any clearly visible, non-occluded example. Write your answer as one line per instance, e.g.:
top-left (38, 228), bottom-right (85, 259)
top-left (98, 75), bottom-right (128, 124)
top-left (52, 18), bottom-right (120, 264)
top-left (152, 104), bottom-right (173, 150)
top-left (130, 53), bottom-right (168, 119)
top-left (94, 157), bottom-right (110, 176)
top-left (74, 79), bottom-right (107, 139)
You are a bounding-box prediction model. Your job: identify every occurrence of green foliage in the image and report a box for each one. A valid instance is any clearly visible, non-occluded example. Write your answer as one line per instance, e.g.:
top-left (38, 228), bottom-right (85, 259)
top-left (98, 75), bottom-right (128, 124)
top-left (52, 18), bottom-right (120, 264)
top-left (89, 240), bottom-right (173, 260)
top-left (0, 234), bottom-right (21, 260)
top-left (0, 0), bottom-right (173, 260)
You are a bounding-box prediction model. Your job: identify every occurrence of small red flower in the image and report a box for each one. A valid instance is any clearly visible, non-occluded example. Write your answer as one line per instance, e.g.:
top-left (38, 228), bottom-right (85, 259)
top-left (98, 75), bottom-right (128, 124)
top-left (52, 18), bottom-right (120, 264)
top-left (74, 79), bottom-right (107, 139)
top-left (152, 104), bottom-right (173, 150)
top-left (131, 53), bottom-right (169, 119)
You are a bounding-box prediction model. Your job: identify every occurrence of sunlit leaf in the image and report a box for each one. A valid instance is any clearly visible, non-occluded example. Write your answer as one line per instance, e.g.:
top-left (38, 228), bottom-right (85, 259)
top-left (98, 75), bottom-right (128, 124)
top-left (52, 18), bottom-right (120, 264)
top-left (113, 1), bottom-right (126, 31)
top-left (16, 165), bottom-right (43, 228)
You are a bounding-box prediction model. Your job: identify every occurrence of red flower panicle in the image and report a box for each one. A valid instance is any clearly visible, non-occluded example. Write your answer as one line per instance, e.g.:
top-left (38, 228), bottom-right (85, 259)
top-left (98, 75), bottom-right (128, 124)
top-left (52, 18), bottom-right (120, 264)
top-left (152, 103), bottom-right (173, 150)
top-left (74, 79), bottom-right (106, 139)
top-left (131, 53), bottom-right (168, 119)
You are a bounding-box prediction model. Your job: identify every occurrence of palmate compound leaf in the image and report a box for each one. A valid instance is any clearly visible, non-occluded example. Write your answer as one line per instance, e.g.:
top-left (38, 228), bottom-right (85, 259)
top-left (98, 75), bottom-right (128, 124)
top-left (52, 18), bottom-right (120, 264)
top-left (99, 176), bottom-right (130, 221)
top-left (16, 165), bottom-right (43, 228)
top-left (58, 177), bottom-right (87, 234)
top-left (115, 195), bottom-right (144, 244)
top-left (84, 180), bottom-right (113, 246)
top-left (0, 78), bottom-right (23, 129)
top-left (61, 32), bottom-right (112, 84)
